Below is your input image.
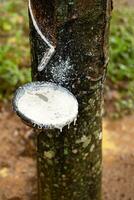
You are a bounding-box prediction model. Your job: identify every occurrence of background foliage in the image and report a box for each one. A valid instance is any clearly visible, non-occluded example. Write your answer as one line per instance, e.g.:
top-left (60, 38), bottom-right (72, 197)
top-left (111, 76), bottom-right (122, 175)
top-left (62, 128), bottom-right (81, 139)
top-left (107, 8), bottom-right (134, 116)
top-left (0, 1), bottom-right (134, 115)
top-left (0, 1), bottom-right (30, 100)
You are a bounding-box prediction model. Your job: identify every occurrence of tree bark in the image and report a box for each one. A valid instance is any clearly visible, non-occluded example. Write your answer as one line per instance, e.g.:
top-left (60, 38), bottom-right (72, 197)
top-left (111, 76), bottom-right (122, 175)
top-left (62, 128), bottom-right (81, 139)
top-left (29, 1), bottom-right (112, 200)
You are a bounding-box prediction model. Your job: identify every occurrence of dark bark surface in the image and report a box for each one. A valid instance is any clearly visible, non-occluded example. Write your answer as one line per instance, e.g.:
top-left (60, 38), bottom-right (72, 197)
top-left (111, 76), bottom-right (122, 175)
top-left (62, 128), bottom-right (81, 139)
top-left (29, 0), bottom-right (112, 199)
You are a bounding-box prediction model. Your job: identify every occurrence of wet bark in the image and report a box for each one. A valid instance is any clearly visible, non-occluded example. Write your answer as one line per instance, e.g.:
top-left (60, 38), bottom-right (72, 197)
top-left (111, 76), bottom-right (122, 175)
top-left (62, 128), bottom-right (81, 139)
top-left (29, 0), bottom-right (112, 199)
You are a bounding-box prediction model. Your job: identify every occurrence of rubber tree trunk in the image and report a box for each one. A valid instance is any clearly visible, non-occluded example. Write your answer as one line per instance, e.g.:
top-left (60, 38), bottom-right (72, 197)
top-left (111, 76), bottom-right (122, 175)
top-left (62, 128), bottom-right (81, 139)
top-left (29, 1), bottom-right (112, 200)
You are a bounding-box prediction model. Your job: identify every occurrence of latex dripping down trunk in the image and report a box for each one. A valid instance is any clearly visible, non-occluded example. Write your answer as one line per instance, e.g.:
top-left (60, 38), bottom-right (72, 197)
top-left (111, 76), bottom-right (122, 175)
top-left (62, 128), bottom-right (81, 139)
top-left (28, 0), bottom-right (56, 72)
top-left (29, 0), bottom-right (112, 199)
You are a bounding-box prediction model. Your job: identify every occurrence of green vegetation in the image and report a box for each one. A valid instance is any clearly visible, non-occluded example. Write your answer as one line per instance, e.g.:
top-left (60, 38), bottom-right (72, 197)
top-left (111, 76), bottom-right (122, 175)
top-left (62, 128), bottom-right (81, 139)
top-left (0, 1), bottom-right (134, 115)
top-left (0, 1), bottom-right (30, 100)
top-left (109, 9), bottom-right (134, 82)
top-left (107, 8), bottom-right (134, 116)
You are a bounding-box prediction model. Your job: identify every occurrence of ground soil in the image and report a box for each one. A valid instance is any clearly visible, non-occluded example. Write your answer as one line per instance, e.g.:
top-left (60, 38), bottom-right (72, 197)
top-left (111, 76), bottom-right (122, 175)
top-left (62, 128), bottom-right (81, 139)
top-left (103, 116), bottom-right (134, 200)
top-left (0, 105), bottom-right (37, 200)
top-left (0, 104), bottom-right (134, 200)
top-left (114, 0), bottom-right (134, 7)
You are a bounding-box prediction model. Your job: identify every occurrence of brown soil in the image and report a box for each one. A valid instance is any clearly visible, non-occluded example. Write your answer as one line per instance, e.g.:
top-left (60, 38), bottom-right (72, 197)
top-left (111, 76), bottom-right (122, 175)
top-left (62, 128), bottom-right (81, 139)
top-left (113, 0), bottom-right (134, 7)
top-left (103, 116), bottom-right (134, 200)
top-left (0, 105), bottom-right (37, 200)
top-left (0, 104), bottom-right (134, 200)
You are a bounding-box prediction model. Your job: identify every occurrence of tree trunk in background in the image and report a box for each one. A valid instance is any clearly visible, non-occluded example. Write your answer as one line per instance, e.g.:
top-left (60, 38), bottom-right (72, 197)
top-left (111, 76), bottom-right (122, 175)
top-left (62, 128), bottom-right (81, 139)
top-left (29, 1), bottom-right (112, 200)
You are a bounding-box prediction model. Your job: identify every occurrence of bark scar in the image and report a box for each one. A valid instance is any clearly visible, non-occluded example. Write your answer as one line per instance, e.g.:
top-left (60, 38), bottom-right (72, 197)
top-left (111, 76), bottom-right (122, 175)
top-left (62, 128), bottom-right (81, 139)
top-left (28, 0), bottom-right (55, 72)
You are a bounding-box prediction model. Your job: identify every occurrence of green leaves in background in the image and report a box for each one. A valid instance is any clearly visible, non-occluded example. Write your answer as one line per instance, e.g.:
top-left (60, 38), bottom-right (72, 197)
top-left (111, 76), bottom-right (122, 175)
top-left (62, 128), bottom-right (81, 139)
top-left (109, 8), bottom-right (134, 82)
top-left (107, 8), bottom-right (134, 116)
top-left (0, 0), bottom-right (30, 100)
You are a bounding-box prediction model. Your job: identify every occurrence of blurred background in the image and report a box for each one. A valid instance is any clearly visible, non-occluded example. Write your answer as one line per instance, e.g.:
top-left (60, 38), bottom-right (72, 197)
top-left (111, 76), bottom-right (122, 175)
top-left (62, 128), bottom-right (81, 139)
top-left (0, 0), bottom-right (134, 199)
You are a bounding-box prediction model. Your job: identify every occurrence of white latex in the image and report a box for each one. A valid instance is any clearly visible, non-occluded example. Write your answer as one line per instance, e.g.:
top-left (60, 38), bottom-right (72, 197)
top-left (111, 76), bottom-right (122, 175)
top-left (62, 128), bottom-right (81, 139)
top-left (28, 0), bottom-right (55, 72)
top-left (17, 85), bottom-right (78, 130)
